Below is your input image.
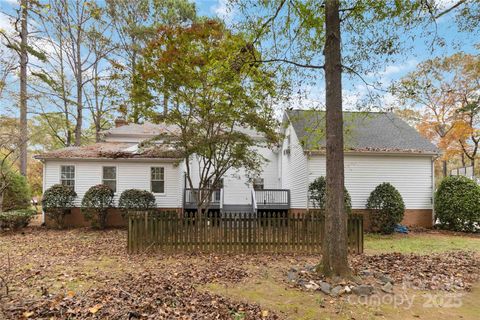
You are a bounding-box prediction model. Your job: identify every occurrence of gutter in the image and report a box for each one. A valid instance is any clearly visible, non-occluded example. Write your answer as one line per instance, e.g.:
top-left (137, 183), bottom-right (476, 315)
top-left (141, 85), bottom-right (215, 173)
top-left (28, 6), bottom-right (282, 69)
top-left (306, 149), bottom-right (440, 156)
top-left (33, 156), bottom-right (182, 162)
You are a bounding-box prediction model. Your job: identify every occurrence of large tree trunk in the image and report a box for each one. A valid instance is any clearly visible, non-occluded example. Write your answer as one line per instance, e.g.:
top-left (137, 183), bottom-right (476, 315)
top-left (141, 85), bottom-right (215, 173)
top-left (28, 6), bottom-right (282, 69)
top-left (321, 0), bottom-right (351, 277)
top-left (74, 1), bottom-right (83, 146)
top-left (19, 0), bottom-right (28, 176)
top-left (74, 49), bottom-right (83, 146)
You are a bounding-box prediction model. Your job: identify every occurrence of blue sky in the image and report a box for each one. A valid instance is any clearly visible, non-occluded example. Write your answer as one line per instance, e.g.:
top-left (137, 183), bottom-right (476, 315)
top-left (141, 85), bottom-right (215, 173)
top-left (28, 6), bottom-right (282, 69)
top-left (0, 0), bottom-right (478, 116)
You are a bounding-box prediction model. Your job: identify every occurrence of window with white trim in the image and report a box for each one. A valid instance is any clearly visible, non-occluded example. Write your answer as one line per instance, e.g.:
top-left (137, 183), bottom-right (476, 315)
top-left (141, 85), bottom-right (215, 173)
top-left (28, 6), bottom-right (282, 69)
top-left (102, 166), bottom-right (117, 193)
top-left (60, 165), bottom-right (75, 189)
top-left (253, 178), bottom-right (264, 190)
top-left (151, 167), bottom-right (165, 193)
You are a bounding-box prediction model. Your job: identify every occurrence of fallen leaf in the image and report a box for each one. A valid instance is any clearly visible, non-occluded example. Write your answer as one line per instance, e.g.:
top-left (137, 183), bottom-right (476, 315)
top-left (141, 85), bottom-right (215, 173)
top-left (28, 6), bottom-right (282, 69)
top-left (89, 304), bottom-right (102, 314)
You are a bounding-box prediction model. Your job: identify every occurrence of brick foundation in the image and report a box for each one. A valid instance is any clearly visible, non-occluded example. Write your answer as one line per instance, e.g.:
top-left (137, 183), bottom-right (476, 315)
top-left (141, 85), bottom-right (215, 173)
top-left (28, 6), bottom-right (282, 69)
top-left (45, 207), bottom-right (433, 230)
top-left (44, 208), bottom-right (182, 228)
top-left (289, 208), bottom-right (433, 231)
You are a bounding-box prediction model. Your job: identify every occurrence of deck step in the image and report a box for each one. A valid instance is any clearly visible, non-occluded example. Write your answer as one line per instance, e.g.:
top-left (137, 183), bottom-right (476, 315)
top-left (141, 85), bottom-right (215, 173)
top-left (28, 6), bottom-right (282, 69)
top-left (222, 204), bottom-right (253, 213)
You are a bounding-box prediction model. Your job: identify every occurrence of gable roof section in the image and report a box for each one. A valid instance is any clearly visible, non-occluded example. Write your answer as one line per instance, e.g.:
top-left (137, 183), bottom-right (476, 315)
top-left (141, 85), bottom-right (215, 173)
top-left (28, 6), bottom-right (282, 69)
top-left (102, 122), bottom-right (181, 139)
top-left (286, 109), bottom-right (439, 155)
top-left (34, 142), bottom-right (182, 160)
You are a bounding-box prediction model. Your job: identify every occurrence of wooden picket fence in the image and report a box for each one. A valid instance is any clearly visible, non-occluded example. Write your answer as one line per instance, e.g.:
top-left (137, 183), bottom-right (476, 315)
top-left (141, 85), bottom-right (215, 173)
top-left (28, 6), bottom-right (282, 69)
top-left (127, 211), bottom-right (363, 254)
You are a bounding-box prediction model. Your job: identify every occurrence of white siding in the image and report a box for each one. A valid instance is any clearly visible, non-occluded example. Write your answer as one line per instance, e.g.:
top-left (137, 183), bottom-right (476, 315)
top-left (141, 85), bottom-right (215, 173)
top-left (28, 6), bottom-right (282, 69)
top-left (182, 146), bottom-right (279, 205)
top-left (308, 154), bottom-right (433, 209)
top-left (43, 160), bottom-right (182, 208)
top-left (280, 124), bottom-right (309, 208)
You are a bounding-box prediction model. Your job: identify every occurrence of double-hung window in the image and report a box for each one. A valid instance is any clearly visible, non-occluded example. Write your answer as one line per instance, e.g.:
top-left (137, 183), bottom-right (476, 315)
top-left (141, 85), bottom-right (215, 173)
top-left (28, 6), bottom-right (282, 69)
top-left (253, 178), bottom-right (264, 190)
top-left (102, 166), bottom-right (117, 193)
top-left (60, 165), bottom-right (75, 189)
top-left (151, 167), bottom-right (165, 194)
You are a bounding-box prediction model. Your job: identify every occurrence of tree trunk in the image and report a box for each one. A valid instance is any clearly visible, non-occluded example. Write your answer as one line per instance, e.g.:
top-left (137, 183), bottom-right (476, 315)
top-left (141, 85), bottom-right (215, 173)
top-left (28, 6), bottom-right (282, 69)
top-left (442, 159), bottom-right (447, 177)
top-left (0, 184), bottom-right (4, 213)
top-left (321, 0), bottom-right (351, 277)
top-left (163, 92), bottom-right (169, 117)
top-left (19, 0), bottom-right (28, 176)
top-left (74, 1), bottom-right (83, 146)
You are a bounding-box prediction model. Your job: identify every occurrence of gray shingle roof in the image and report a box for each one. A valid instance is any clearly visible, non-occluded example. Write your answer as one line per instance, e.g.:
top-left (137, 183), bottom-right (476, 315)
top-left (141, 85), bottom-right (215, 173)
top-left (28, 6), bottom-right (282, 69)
top-left (286, 110), bottom-right (439, 154)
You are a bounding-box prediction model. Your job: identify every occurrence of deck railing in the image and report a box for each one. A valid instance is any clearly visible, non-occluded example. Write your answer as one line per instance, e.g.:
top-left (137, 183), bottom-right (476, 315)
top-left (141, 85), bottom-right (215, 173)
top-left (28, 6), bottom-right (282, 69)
top-left (183, 188), bottom-right (221, 209)
top-left (127, 210), bottom-right (363, 254)
top-left (255, 189), bottom-right (290, 209)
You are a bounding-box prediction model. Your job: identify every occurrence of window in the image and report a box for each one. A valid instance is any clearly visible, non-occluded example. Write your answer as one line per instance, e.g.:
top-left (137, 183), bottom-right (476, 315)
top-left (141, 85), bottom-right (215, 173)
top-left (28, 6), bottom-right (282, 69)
top-left (207, 178), bottom-right (223, 202)
top-left (60, 165), bottom-right (75, 189)
top-left (102, 166), bottom-right (117, 193)
top-left (253, 178), bottom-right (264, 190)
top-left (151, 167), bottom-right (165, 193)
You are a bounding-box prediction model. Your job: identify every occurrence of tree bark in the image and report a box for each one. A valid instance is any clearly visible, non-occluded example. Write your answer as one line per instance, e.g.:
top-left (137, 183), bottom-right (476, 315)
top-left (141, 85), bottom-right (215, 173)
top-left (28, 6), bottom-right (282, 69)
top-left (74, 0), bottom-right (83, 146)
top-left (19, 0), bottom-right (28, 176)
top-left (442, 159), bottom-right (447, 177)
top-left (321, 0), bottom-right (351, 277)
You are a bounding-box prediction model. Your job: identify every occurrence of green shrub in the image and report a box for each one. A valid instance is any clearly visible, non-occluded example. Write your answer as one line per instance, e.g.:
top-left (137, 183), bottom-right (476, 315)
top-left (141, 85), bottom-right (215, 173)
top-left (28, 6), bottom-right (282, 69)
top-left (366, 182), bottom-right (405, 234)
top-left (308, 176), bottom-right (352, 213)
top-left (81, 184), bottom-right (114, 229)
top-left (1, 170), bottom-right (31, 211)
top-left (42, 184), bottom-right (77, 228)
top-left (435, 176), bottom-right (480, 232)
top-left (118, 189), bottom-right (156, 216)
top-left (0, 209), bottom-right (36, 230)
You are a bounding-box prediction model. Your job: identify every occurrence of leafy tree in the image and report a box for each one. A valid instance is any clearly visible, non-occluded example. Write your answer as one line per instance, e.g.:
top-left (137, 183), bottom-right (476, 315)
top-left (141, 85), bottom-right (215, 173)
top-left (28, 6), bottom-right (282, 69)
top-left (81, 184), bottom-right (114, 229)
top-left (0, 119), bottom-right (30, 212)
top-left (0, 0), bottom-right (31, 176)
top-left (138, 19), bottom-right (279, 215)
top-left (233, 0), bottom-right (477, 277)
top-left (1, 169), bottom-right (31, 212)
top-left (366, 183), bottom-right (405, 234)
top-left (392, 53), bottom-right (480, 176)
top-left (107, 0), bottom-right (197, 123)
top-left (309, 176), bottom-right (351, 213)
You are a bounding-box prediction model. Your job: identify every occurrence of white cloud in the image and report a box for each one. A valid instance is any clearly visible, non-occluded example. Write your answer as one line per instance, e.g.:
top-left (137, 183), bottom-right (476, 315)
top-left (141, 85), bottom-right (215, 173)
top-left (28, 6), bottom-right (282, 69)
top-left (0, 11), bottom-right (15, 34)
top-left (435, 0), bottom-right (459, 9)
top-left (210, 0), bottom-right (235, 22)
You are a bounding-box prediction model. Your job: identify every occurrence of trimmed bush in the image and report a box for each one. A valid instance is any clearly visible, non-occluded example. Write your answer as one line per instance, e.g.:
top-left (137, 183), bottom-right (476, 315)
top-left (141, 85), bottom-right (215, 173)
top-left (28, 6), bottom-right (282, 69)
top-left (308, 176), bottom-right (352, 213)
top-left (42, 184), bottom-right (77, 228)
top-left (2, 170), bottom-right (31, 211)
top-left (366, 182), bottom-right (405, 234)
top-left (435, 176), bottom-right (480, 232)
top-left (0, 209), bottom-right (36, 230)
top-left (81, 184), bottom-right (114, 229)
top-left (118, 189), bottom-right (156, 216)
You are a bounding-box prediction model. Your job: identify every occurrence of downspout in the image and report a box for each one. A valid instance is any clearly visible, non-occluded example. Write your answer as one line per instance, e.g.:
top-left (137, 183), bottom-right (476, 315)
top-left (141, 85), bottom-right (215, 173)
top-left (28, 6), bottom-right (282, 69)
top-left (306, 150), bottom-right (310, 211)
top-left (42, 160), bottom-right (46, 224)
top-left (431, 155), bottom-right (439, 226)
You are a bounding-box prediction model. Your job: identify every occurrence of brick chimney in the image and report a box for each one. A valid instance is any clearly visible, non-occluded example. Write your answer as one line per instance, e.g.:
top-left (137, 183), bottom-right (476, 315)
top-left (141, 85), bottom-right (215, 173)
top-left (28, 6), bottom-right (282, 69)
top-left (114, 117), bottom-right (128, 128)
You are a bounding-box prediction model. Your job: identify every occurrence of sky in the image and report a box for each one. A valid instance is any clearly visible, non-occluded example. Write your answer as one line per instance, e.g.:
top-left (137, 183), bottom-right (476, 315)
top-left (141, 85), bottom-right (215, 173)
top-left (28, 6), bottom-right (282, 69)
top-left (0, 0), bottom-right (478, 118)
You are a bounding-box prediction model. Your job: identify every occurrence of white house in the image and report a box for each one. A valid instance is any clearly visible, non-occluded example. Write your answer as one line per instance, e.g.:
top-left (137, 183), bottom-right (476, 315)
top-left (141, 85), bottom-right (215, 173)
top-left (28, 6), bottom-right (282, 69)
top-left (35, 110), bottom-right (439, 228)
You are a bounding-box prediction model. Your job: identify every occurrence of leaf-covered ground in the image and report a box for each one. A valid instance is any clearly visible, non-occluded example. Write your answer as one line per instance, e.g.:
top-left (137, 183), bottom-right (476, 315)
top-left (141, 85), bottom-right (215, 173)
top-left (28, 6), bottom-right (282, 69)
top-left (1, 228), bottom-right (479, 319)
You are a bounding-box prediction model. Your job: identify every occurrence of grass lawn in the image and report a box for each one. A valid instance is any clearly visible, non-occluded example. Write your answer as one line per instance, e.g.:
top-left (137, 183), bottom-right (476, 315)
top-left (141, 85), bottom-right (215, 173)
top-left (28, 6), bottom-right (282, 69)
top-left (365, 231), bottom-right (480, 254)
top-left (1, 228), bottom-right (479, 319)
